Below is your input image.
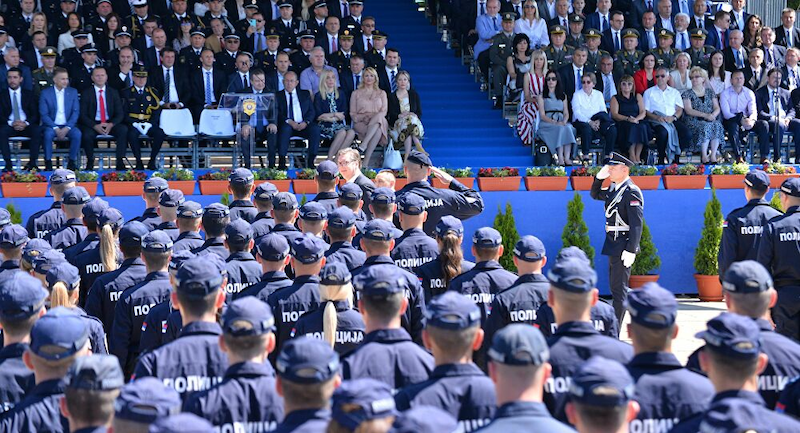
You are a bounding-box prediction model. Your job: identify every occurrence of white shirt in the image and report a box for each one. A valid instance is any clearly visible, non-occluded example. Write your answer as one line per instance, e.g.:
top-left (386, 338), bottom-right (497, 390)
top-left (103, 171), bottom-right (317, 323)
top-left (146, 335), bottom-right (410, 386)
top-left (659, 16), bottom-right (674, 32)
top-left (94, 85), bottom-right (109, 122)
top-left (385, 66), bottom-right (398, 79)
top-left (767, 86), bottom-right (786, 118)
top-left (54, 87), bottom-right (66, 126)
top-left (162, 66), bottom-right (179, 103)
top-left (6, 87), bottom-right (26, 125)
top-left (514, 18), bottom-right (548, 48)
top-left (571, 89), bottom-right (606, 122)
top-left (239, 71), bottom-right (250, 88)
top-left (733, 10), bottom-right (744, 30)
top-left (377, 48), bottom-right (386, 59)
top-left (285, 89), bottom-right (302, 123)
top-left (643, 85), bottom-right (683, 116)
top-left (598, 12), bottom-right (610, 31)
top-left (145, 35), bottom-right (153, 48)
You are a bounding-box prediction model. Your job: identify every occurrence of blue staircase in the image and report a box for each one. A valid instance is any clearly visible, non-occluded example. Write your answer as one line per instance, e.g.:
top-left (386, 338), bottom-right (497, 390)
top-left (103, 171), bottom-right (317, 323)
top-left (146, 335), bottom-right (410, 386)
top-left (369, 0), bottom-right (532, 168)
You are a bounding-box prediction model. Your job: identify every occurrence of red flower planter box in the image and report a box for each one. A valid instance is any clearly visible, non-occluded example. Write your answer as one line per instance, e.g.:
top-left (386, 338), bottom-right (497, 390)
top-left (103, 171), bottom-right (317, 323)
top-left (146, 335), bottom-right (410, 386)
top-left (77, 182), bottom-right (98, 196)
top-left (168, 180), bottom-right (197, 195)
top-left (1, 182), bottom-right (48, 197)
top-left (477, 176), bottom-right (521, 191)
top-left (432, 177), bottom-right (474, 189)
top-left (709, 174), bottom-right (746, 190)
top-left (103, 181), bottom-right (146, 196)
top-left (292, 179), bottom-right (316, 194)
top-left (662, 175), bottom-right (707, 190)
top-left (524, 177), bottom-right (567, 191)
top-left (198, 180), bottom-right (228, 195)
top-left (631, 175), bottom-right (660, 190)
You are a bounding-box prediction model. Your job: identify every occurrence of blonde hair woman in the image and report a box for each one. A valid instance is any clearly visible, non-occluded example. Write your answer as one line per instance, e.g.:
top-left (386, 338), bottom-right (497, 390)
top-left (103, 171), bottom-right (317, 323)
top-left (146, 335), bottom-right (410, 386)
top-left (517, 49), bottom-right (547, 146)
top-left (45, 262), bottom-right (109, 354)
top-left (388, 70), bottom-right (424, 161)
top-left (683, 67), bottom-right (725, 163)
top-left (24, 12), bottom-right (50, 48)
top-left (97, 208), bottom-right (123, 274)
top-left (514, 1), bottom-right (548, 49)
top-left (668, 52), bottom-right (692, 92)
top-left (315, 69), bottom-right (356, 158)
top-left (349, 67), bottom-right (388, 167)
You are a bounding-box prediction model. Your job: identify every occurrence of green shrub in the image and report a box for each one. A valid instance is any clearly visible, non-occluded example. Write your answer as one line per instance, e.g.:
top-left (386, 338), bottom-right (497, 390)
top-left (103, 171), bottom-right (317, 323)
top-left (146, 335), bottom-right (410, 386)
top-left (770, 191), bottom-right (784, 213)
top-left (562, 193), bottom-right (595, 266)
top-left (492, 202), bottom-right (520, 272)
top-left (694, 189), bottom-right (723, 275)
top-left (526, 166), bottom-right (567, 177)
top-left (5, 203), bottom-right (21, 224)
top-left (631, 220), bottom-right (661, 275)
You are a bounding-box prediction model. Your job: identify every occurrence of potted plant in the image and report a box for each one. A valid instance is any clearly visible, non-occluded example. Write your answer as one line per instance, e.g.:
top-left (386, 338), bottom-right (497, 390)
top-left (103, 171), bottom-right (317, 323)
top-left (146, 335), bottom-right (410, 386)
top-left (101, 170), bottom-right (147, 196)
top-left (662, 163), bottom-right (707, 189)
top-left (493, 202), bottom-right (520, 272)
top-left (761, 161), bottom-right (798, 185)
top-left (153, 168), bottom-right (196, 195)
top-left (629, 165), bottom-right (661, 190)
top-left (75, 171), bottom-right (99, 196)
top-left (524, 166), bottom-right (567, 191)
top-left (770, 190), bottom-right (784, 212)
top-left (433, 167), bottom-right (474, 189)
top-left (0, 170), bottom-right (48, 197)
top-left (292, 168), bottom-right (318, 194)
top-left (629, 220), bottom-right (661, 288)
top-left (255, 168), bottom-right (291, 192)
top-left (477, 167), bottom-right (521, 191)
top-left (197, 168), bottom-right (232, 195)
top-left (569, 166), bottom-right (601, 191)
top-left (694, 189), bottom-right (724, 301)
top-left (561, 193), bottom-right (595, 266)
top-left (708, 162), bottom-right (749, 189)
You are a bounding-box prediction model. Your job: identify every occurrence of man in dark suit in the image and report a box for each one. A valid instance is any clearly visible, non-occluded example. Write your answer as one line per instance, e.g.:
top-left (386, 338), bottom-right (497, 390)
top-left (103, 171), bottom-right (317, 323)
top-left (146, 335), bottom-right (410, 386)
top-left (653, 0), bottom-right (675, 32)
top-left (142, 28), bottom-right (169, 70)
top-left (761, 27), bottom-right (787, 71)
top-left (585, 0), bottom-right (613, 33)
top-left (706, 10), bottom-right (730, 51)
top-left (774, 8), bottom-right (800, 50)
top-left (226, 52), bottom-right (254, 93)
top-left (0, 67), bottom-right (41, 172)
top-left (189, 49), bottom-right (228, 121)
top-left (687, 0), bottom-right (711, 31)
top-left (754, 68), bottom-right (800, 163)
top-left (243, 12), bottom-right (269, 54)
top-left (601, 11), bottom-right (626, 55)
top-left (0, 48), bottom-right (34, 92)
top-left (327, 0), bottom-right (350, 19)
top-left (39, 67), bottom-right (81, 170)
top-left (78, 67), bottom-right (129, 170)
top-left (148, 47), bottom-right (191, 109)
top-left (781, 48), bottom-right (800, 91)
top-left (638, 11), bottom-right (659, 52)
top-left (318, 16), bottom-right (342, 58)
top-left (21, 31), bottom-right (48, 70)
top-left (264, 51), bottom-right (291, 93)
top-left (376, 48), bottom-right (401, 93)
top-left (558, 47), bottom-right (591, 102)
top-left (722, 30), bottom-right (748, 73)
top-left (107, 46), bottom-right (136, 91)
top-left (595, 54), bottom-right (620, 105)
top-left (275, 71), bottom-right (320, 169)
top-left (728, 0), bottom-right (749, 31)
top-left (339, 54), bottom-right (363, 103)
top-left (743, 48), bottom-right (767, 91)
top-left (239, 68), bottom-right (278, 168)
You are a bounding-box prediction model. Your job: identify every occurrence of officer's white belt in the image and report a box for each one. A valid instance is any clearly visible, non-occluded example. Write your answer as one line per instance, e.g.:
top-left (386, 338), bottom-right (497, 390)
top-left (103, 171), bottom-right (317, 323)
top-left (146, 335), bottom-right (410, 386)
top-left (605, 226), bottom-right (630, 233)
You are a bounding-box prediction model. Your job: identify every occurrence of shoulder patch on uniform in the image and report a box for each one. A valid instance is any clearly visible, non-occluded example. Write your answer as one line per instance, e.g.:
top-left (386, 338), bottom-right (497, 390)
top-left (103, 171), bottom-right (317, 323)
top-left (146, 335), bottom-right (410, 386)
top-left (722, 220), bottom-right (728, 228)
top-left (630, 200), bottom-right (641, 207)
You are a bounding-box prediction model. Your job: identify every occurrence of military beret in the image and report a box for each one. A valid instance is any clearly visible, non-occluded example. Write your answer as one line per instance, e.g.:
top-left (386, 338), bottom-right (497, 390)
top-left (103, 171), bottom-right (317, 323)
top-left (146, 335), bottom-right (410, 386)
top-left (472, 227), bottom-right (502, 248)
top-left (352, 264), bottom-right (408, 297)
top-left (254, 182), bottom-right (279, 201)
top-left (488, 323), bottom-right (550, 366)
top-left (49, 168), bottom-right (76, 184)
top-left (291, 234), bottom-right (327, 264)
top-left (744, 170), bottom-right (770, 190)
top-left (406, 150), bottom-right (432, 166)
top-left (722, 260), bottom-right (773, 294)
top-left (696, 312), bottom-right (762, 359)
top-left (299, 202), bottom-right (328, 221)
top-left (62, 186), bottom-right (91, 205)
top-left (257, 233), bottom-right (291, 261)
top-left (320, 262), bottom-right (351, 286)
top-left (115, 377), bottom-right (181, 423)
top-left (119, 221), bottom-right (149, 247)
top-left (0, 272), bottom-right (48, 321)
top-left (176, 256), bottom-right (226, 298)
top-left (513, 235), bottom-right (545, 262)
top-left (569, 357), bottom-right (635, 407)
top-left (222, 296), bottom-right (275, 336)
top-left (547, 257), bottom-right (597, 292)
top-left (159, 189), bottom-right (185, 208)
top-left (327, 207), bottom-right (357, 229)
top-left (332, 379), bottom-right (397, 430)
top-left (30, 307), bottom-right (89, 361)
top-left (229, 167), bottom-right (255, 185)
top-left (339, 183), bottom-right (363, 202)
top-left (0, 224), bottom-right (29, 248)
top-left (141, 230), bottom-right (173, 252)
top-left (780, 178), bottom-right (800, 197)
top-left (425, 291), bottom-right (481, 330)
top-left (625, 282), bottom-right (678, 329)
top-left (435, 215), bottom-right (463, 237)
top-left (272, 192), bottom-right (298, 210)
top-left (46, 262), bottom-right (80, 290)
top-left (65, 354), bottom-right (124, 391)
top-left (361, 219), bottom-right (395, 241)
top-left (316, 160), bottom-right (339, 180)
top-left (177, 201), bottom-right (203, 219)
top-left (370, 187), bottom-right (396, 205)
top-left (276, 337), bottom-right (340, 384)
top-left (224, 218), bottom-right (253, 245)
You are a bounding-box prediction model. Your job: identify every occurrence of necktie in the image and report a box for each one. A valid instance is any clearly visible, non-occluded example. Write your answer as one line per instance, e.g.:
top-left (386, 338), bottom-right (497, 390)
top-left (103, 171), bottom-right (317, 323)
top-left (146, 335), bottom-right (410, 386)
top-left (355, 74), bottom-right (360, 88)
top-left (243, 74), bottom-right (248, 88)
top-left (766, 48), bottom-right (773, 67)
top-left (205, 71), bottom-right (213, 105)
top-left (492, 16), bottom-right (497, 28)
top-left (257, 33), bottom-right (264, 52)
top-left (11, 91), bottom-right (20, 121)
top-left (614, 32), bottom-right (620, 52)
top-left (515, 5), bottom-right (521, 16)
top-left (734, 50), bottom-right (742, 68)
top-left (288, 92), bottom-right (295, 120)
top-left (648, 30), bottom-right (655, 49)
top-left (98, 89), bottom-right (107, 123)
top-left (576, 68), bottom-right (582, 90)
top-left (342, 2), bottom-right (348, 17)
top-left (390, 69), bottom-right (397, 92)
top-left (124, 73), bottom-right (131, 87)
top-left (603, 76), bottom-right (611, 101)
top-left (479, 1), bottom-right (486, 15)
top-left (789, 30), bottom-right (793, 47)
top-left (792, 69), bottom-right (797, 88)
top-left (562, 18), bottom-right (566, 26)
top-left (331, 36), bottom-right (337, 53)
top-left (647, 0), bottom-right (652, 10)
top-left (681, 33), bottom-right (687, 50)
top-left (772, 90), bottom-right (778, 116)
top-left (367, 37), bottom-right (373, 50)
top-left (139, 89), bottom-right (143, 95)
top-left (720, 31), bottom-right (725, 49)
top-left (164, 68), bottom-right (171, 102)
top-left (602, 15), bottom-right (608, 32)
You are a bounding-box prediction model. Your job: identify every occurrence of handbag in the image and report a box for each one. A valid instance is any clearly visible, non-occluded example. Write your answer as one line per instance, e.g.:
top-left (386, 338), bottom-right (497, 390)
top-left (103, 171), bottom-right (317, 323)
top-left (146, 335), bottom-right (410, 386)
top-left (383, 144), bottom-right (403, 170)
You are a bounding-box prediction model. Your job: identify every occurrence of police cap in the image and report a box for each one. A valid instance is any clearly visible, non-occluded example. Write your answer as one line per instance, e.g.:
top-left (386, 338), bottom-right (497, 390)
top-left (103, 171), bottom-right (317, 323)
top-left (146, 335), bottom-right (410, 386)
top-left (120, 221), bottom-right (149, 247)
top-left (132, 64), bottom-right (148, 77)
top-left (81, 42), bottom-right (98, 53)
top-left (722, 260), bottom-right (773, 293)
top-left (97, 207), bottom-right (124, 230)
top-left (0, 208), bottom-right (9, 227)
top-left (131, 0), bottom-right (147, 6)
top-left (780, 178), bottom-right (800, 197)
top-left (62, 186), bottom-right (91, 205)
top-left (115, 377), bottom-right (181, 423)
top-left (390, 406), bottom-right (458, 433)
top-left (176, 256), bottom-right (226, 298)
top-left (696, 312), bottom-right (762, 359)
top-left (338, 183), bottom-right (363, 202)
top-left (744, 170), bottom-right (770, 190)
top-left (276, 337), bottom-right (340, 384)
top-left (222, 296), bottom-right (275, 336)
top-left (513, 235), bottom-right (545, 262)
top-left (352, 264), bottom-right (408, 297)
top-left (487, 323), bottom-right (550, 366)
top-left (272, 192), bottom-right (298, 210)
top-left (690, 28), bottom-right (708, 39)
top-left (0, 224), bottom-right (29, 248)
top-left (425, 291), bottom-right (481, 330)
top-left (66, 354), bottom-right (124, 391)
top-left (30, 307), bottom-right (89, 361)
top-left (204, 202), bottom-right (231, 220)
top-left (159, 189), bottom-right (185, 208)
top-left (658, 28), bottom-right (675, 39)
top-left (299, 202), bottom-right (328, 221)
top-left (349, 0), bottom-right (363, 4)
top-left (622, 28), bottom-right (640, 39)
top-left (625, 282), bottom-right (678, 329)
top-left (370, 187), bottom-right (396, 205)
top-left (246, 0), bottom-right (261, 9)
top-left (0, 272), bottom-right (48, 321)
top-left (141, 230), bottom-right (173, 252)
top-left (277, 0), bottom-right (293, 7)
top-left (82, 197), bottom-right (109, 222)
top-left (168, 250), bottom-right (195, 273)
top-left (397, 192), bottom-right (426, 215)
top-left (332, 379), bottom-right (397, 430)
top-left (328, 206), bottom-right (357, 229)
top-left (547, 257), bottom-right (597, 292)
top-left (290, 234), bottom-right (327, 264)
top-left (257, 233), bottom-right (291, 261)
top-left (177, 201), bottom-right (203, 219)
top-left (316, 160), bottom-right (339, 180)
top-left (32, 249), bottom-right (66, 275)
top-left (224, 32), bottom-right (241, 41)
top-left (50, 169), bottom-right (76, 184)
top-left (71, 29), bottom-right (90, 38)
top-left (607, 152), bottom-right (634, 167)
top-left (229, 167), bottom-right (255, 185)
top-left (149, 413), bottom-right (214, 433)
top-left (254, 182), bottom-right (279, 202)
top-left (435, 215), bottom-right (463, 238)
top-left (361, 219), bottom-right (395, 241)
top-left (22, 238), bottom-right (51, 264)
top-left (406, 150), bottom-right (432, 166)
top-left (320, 262), bottom-right (351, 285)
top-left (472, 227), bottom-right (502, 248)
top-left (46, 262), bottom-right (80, 290)
top-left (224, 218), bottom-right (253, 246)
top-left (143, 177), bottom-right (169, 193)
top-left (114, 26), bottom-right (132, 37)
top-left (190, 27), bottom-right (206, 37)
top-left (569, 356), bottom-right (635, 407)
top-left (298, 29), bottom-right (315, 40)
top-left (585, 28), bottom-right (602, 38)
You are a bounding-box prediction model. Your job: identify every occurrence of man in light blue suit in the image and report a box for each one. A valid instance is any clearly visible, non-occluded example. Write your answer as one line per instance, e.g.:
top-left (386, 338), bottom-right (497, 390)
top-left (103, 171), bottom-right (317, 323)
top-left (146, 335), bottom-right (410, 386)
top-left (39, 67), bottom-right (82, 170)
top-left (474, 0), bottom-right (502, 84)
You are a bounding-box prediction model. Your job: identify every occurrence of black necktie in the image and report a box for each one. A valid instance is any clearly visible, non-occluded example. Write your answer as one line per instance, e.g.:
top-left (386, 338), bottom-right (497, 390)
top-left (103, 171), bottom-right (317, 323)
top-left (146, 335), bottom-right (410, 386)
top-left (288, 92), bottom-right (295, 119)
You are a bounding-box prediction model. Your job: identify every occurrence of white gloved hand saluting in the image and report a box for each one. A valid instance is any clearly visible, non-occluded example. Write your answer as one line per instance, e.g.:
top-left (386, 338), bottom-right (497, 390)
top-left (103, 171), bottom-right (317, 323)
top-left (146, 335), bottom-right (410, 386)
top-left (621, 250), bottom-right (636, 268)
top-left (596, 165), bottom-right (611, 179)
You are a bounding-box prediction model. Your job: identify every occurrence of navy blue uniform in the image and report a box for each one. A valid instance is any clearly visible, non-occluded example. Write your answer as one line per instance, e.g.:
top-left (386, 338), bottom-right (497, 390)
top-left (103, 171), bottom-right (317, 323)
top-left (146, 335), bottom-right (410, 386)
top-left (156, 221), bottom-right (180, 241)
top-left (76, 307), bottom-right (108, 355)
top-left (192, 236), bottom-right (229, 260)
top-left (45, 218), bottom-right (88, 250)
top-left (291, 301), bottom-right (365, 355)
top-left (777, 376), bottom-right (800, 417)
top-left (391, 228), bottom-right (439, 272)
top-left (352, 224), bottom-right (403, 251)
top-left (395, 363), bottom-right (496, 432)
top-left (628, 352), bottom-right (714, 431)
top-left (415, 258), bottom-right (475, 303)
top-left (183, 361), bottom-right (283, 432)
top-left (266, 275), bottom-right (323, 355)
top-left (229, 200), bottom-right (258, 223)
top-left (325, 241), bottom-right (366, 271)
top-left (0, 260), bottom-right (20, 277)
top-left (757, 206), bottom-right (800, 340)
top-left (111, 271), bottom-right (173, 375)
top-left (396, 179), bottom-right (484, 237)
top-left (483, 273), bottom-right (550, 351)
top-left (133, 321), bottom-right (229, 403)
top-left (139, 300), bottom-right (175, 354)
top-left (685, 318), bottom-right (800, 409)
top-left (544, 321), bottom-right (633, 422)
top-left (273, 409), bottom-right (330, 433)
top-left (342, 328), bottom-right (434, 391)
top-left (0, 379), bottom-right (68, 432)
top-left (535, 299), bottom-right (620, 338)
top-left (0, 343), bottom-right (34, 414)
top-left (670, 390), bottom-right (800, 433)
top-left (251, 212), bottom-right (275, 243)
top-left (224, 252), bottom-right (262, 297)
top-left (311, 192), bottom-right (340, 213)
top-left (475, 401), bottom-right (576, 433)
top-left (25, 202), bottom-right (65, 239)
top-left (269, 223), bottom-right (303, 246)
top-left (84, 257), bottom-right (147, 333)
top-left (352, 256), bottom-right (427, 344)
top-left (173, 231), bottom-right (205, 253)
top-left (131, 207), bottom-right (161, 231)
top-left (448, 260), bottom-right (517, 326)
top-left (719, 198), bottom-right (782, 277)
top-left (62, 233), bottom-right (99, 265)
top-left (73, 246), bottom-right (118, 307)
top-left (234, 271), bottom-right (293, 302)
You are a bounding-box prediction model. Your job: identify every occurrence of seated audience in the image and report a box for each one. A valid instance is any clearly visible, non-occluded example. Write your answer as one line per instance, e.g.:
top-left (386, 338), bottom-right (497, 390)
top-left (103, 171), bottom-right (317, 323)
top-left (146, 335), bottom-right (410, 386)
top-left (682, 67), bottom-right (725, 164)
top-left (610, 75), bottom-right (649, 164)
top-left (349, 67), bottom-right (388, 168)
top-left (0, 67), bottom-right (40, 172)
top-left (514, 1), bottom-right (548, 49)
top-left (668, 52), bottom-right (692, 92)
top-left (634, 52), bottom-right (657, 95)
top-left (388, 71), bottom-right (424, 161)
top-left (707, 50), bottom-right (731, 95)
top-left (516, 49), bottom-right (547, 146)
top-left (572, 72), bottom-right (617, 158)
top-left (314, 69), bottom-right (355, 159)
top-left (39, 67), bottom-right (81, 171)
top-left (755, 68), bottom-right (800, 163)
top-left (277, 71), bottom-right (320, 169)
top-left (536, 70), bottom-right (575, 165)
top-left (644, 66), bottom-right (690, 164)
top-left (506, 34), bottom-right (532, 94)
top-left (720, 70), bottom-right (758, 163)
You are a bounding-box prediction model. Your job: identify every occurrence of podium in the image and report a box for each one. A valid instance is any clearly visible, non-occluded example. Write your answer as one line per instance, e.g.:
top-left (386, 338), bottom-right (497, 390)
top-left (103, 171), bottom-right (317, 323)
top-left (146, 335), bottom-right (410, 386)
top-left (218, 92), bottom-right (276, 168)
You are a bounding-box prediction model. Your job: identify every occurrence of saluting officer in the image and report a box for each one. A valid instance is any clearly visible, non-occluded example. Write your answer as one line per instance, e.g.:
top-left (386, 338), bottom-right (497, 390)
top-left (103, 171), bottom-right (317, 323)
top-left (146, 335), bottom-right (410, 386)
top-left (392, 193), bottom-right (439, 273)
top-left (45, 186), bottom-right (91, 251)
top-left (124, 64), bottom-right (165, 171)
top-left (414, 216), bottom-right (475, 302)
top-left (223, 219), bottom-right (262, 297)
top-left (251, 182), bottom-right (279, 243)
top-left (172, 201), bottom-right (205, 252)
top-left (192, 203), bottom-right (231, 260)
top-left (652, 28), bottom-right (679, 69)
top-left (757, 178), bottom-right (800, 341)
top-left (614, 28), bottom-right (644, 78)
top-left (719, 171), bottom-right (782, 277)
top-left (324, 206), bottom-right (367, 271)
top-left (227, 168), bottom-right (258, 223)
top-left (156, 189), bottom-right (185, 241)
top-left (235, 233), bottom-right (293, 301)
top-left (686, 28), bottom-right (715, 70)
top-left (396, 151), bottom-right (484, 236)
top-left (132, 177), bottom-right (169, 231)
top-left (590, 153), bottom-right (644, 326)
top-left (26, 169), bottom-right (74, 239)
top-left (0, 225), bottom-right (29, 276)
top-left (545, 25), bottom-right (575, 71)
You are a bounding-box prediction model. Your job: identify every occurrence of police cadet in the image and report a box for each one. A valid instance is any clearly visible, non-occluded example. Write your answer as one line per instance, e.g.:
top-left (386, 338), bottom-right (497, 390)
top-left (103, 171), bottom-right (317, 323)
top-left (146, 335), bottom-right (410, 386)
top-left (84, 221), bottom-right (149, 333)
top-left (484, 235), bottom-right (549, 352)
top-left (45, 185), bottom-right (91, 251)
top-left (395, 292), bottom-right (497, 431)
top-left (352, 188), bottom-right (402, 248)
top-left (227, 168), bottom-right (259, 223)
top-left (477, 324), bottom-right (575, 433)
top-left (183, 296), bottom-right (283, 431)
top-left (0, 272), bottom-right (47, 413)
top-left (150, 413), bottom-right (215, 432)
top-left (267, 234), bottom-right (327, 356)
top-left (685, 260), bottom-right (800, 409)
top-left (292, 262), bottom-right (365, 355)
top-left (391, 406), bottom-right (458, 433)
top-left (757, 178), bottom-right (800, 340)
top-left (273, 337), bottom-right (340, 432)
top-left (26, 169), bottom-right (75, 239)
top-left (60, 355), bottom-right (124, 433)
top-left (0, 208), bottom-right (10, 232)
top-left (173, 201), bottom-right (205, 252)
top-left (0, 307), bottom-right (90, 432)
top-left (124, 64), bottom-right (165, 170)
top-left (546, 25), bottom-right (575, 71)
top-left (132, 177), bottom-right (169, 230)
top-left (719, 171), bottom-right (782, 277)
top-left (133, 256), bottom-right (229, 403)
top-left (544, 257), bottom-right (633, 422)
top-left (392, 193), bottom-right (439, 273)
top-left (45, 262), bottom-right (108, 355)
top-left (325, 207), bottom-right (367, 272)
top-left (687, 28), bottom-right (714, 69)
top-left (591, 153), bottom-right (644, 326)
top-left (415, 216), bottom-right (475, 302)
top-left (338, 182), bottom-right (368, 222)
top-left (62, 197), bottom-right (109, 264)
top-left (224, 219), bottom-right (262, 297)
top-left (110, 230), bottom-right (174, 377)
top-left (625, 283), bottom-right (714, 431)
top-left (0, 224), bottom-right (28, 276)
top-left (31, 249), bottom-right (67, 288)
top-left (343, 265), bottom-right (434, 390)
top-left (112, 377), bottom-right (182, 432)
top-left (192, 203), bottom-right (231, 260)
top-left (396, 151), bottom-right (484, 236)
top-left (269, 192), bottom-right (303, 245)
top-left (74, 207), bottom-right (124, 306)
top-left (156, 189), bottom-right (186, 241)
top-left (352, 219), bottom-right (426, 344)
top-left (252, 182), bottom-right (279, 243)
top-left (20, 238), bottom-right (51, 273)
top-left (614, 29), bottom-right (644, 78)
top-left (652, 29), bottom-right (678, 69)
top-left (565, 357), bottom-right (638, 433)
top-left (236, 233), bottom-right (294, 301)
top-left (328, 378), bottom-right (397, 432)
top-left (312, 160), bottom-right (341, 213)
top-left (298, 202), bottom-right (330, 245)
top-left (670, 313), bottom-right (800, 433)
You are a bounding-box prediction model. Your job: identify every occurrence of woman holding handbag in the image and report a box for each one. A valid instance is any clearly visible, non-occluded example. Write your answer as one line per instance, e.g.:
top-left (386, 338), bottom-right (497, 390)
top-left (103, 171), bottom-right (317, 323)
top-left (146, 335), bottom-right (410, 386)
top-left (388, 71), bottom-right (424, 162)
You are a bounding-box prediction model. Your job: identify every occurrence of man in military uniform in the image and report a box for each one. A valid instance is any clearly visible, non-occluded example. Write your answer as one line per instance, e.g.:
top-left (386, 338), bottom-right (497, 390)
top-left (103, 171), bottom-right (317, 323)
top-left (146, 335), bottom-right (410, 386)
top-left (489, 12), bottom-right (517, 106)
top-left (584, 29), bottom-right (609, 72)
top-left (545, 25), bottom-right (575, 72)
top-left (253, 29), bottom-right (281, 73)
top-left (614, 28), bottom-right (644, 78)
top-left (652, 28), bottom-right (679, 69)
top-left (590, 153), bottom-right (644, 326)
top-left (566, 14), bottom-right (585, 48)
top-left (31, 46), bottom-right (57, 98)
top-left (177, 28), bottom-right (208, 71)
top-left (328, 29), bottom-right (359, 74)
top-left (123, 65), bottom-right (165, 171)
top-left (687, 28), bottom-right (714, 69)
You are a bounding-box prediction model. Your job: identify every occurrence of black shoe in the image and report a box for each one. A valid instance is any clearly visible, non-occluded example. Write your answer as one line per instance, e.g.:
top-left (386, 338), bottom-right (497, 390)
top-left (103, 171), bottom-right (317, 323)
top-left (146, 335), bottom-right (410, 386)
top-left (45, 161), bottom-right (53, 171)
top-left (147, 160), bottom-right (157, 170)
top-left (277, 156), bottom-right (287, 170)
top-left (3, 164), bottom-right (12, 173)
top-left (67, 161), bottom-right (78, 171)
top-left (135, 160), bottom-right (145, 170)
top-left (116, 163), bottom-right (127, 171)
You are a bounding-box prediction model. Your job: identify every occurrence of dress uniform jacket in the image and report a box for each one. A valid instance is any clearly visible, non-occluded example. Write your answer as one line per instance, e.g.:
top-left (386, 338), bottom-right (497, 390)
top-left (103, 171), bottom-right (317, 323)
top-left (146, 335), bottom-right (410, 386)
top-left (391, 228), bottom-right (439, 273)
top-left (614, 49), bottom-right (644, 78)
top-left (31, 68), bottom-right (55, 99)
top-left (0, 378), bottom-right (68, 432)
top-left (396, 179), bottom-right (484, 237)
top-left (311, 192), bottom-right (340, 214)
top-left (183, 361), bottom-right (283, 433)
top-left (229, 200), bottom-right (258, 223)
top-left (252, 212), bottom-right (276, 243)
top-left (0, 343), bottom-right (34, 414)
top-left (25, 202), bottom-right (65, 239)
top-left (272, 18), bottom-right (302, 51)
top-left (718, 198), bottom-right (782, 277)
top-left (173, 231), bottom-right (205, 253)
top-left (84, 257), bottom-right (148, 333)
top-left (687, 45), bottom-right (715, 69)
top-left (535, 300), bottom-right (619, 338)
top-left (138, 300), bottom-right (175, 354)
top-left (235, 271), bottom-right (293, 302)
top-left (652, 47), bottom-right (679, 68)
top-left (273, 409), bottom-right (330, 433)
top-left (224, 252), bottom-right (263, 296)
top-left (266, 275), bottom-right (323, 355)
top-left (669, 390), bottom-right (800, 433)
top-left (191, 236), bottom-right (229, 260)
top-left (544, 321), bottom-right (633, 422)
top-left (545, 45), bottom-right (575, 71)
top-left (328, 49), bottom-right (360, 74)
top-left (325, 241), bottom-right (367, 272)
top-left (291, 300), bottom-right (366, 355)
top-left (45, 218), bottom-right (88, 251)
top-left (155, 221), bottom-right (180, 242)
top-left (395, 363), bottom-right (497, 432)
top-left (134, 321), bottom-right (229, 403)
top-left (590, 177), bottom-right (644, 257)
top-left (414, 258), bottom-right (475, 303)
top-left (475, 401), bottom-right (577, 433)
top-left (131, 207), bottom-right (162, 231)
top-left (628, 351), bottom-right (714, 432)
top-left (586, 49), bottom-right (610, 72)
top-left (483, 273), bottom-right (550, 352)
top-left (448, 260), bottom-right (517, 326)
top-left (342, 328), bottom-right (434, 391)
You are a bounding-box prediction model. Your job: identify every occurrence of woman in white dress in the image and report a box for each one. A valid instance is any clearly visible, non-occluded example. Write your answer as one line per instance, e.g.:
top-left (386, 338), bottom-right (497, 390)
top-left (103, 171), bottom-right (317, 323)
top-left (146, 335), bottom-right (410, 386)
top-left (514, 0), bottom-right (548, 49)
top-left (668, 52), bottom-right (692, 92)
top-left (706, 50), bottom-right (731, 95)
